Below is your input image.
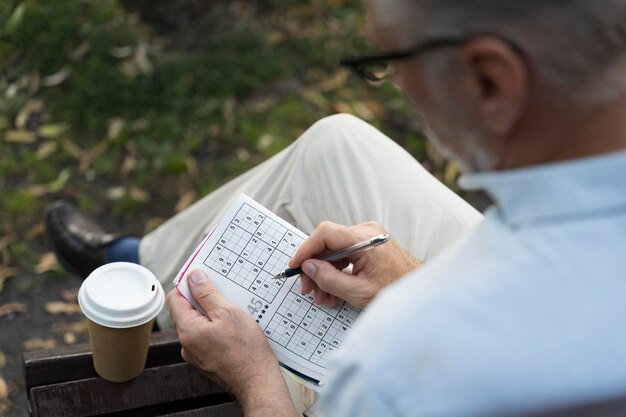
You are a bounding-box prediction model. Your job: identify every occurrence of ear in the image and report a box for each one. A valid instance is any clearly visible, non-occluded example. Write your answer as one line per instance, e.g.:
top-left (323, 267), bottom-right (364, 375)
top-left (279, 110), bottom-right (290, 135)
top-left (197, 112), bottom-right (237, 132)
top-left (459, 37), bottom-right (530, 138)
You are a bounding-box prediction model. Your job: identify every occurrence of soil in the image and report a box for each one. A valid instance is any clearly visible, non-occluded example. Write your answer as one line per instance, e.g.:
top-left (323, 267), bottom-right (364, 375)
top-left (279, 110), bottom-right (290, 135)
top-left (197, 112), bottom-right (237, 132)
top-left (0, 270), bottom-right (89, 417)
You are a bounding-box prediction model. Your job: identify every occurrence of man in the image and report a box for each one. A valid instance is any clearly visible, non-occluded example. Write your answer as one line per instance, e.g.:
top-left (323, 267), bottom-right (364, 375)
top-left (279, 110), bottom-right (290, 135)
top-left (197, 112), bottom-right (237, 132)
top-left (46, 0), bottom-right (626, 415)
top-left (168, 0), bottom-right (626, 415)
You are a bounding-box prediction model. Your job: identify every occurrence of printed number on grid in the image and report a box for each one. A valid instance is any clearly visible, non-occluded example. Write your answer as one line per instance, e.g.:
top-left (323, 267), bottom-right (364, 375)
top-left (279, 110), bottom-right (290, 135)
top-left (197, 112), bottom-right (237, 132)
top-left (264, 277), bottom-right (360, 367)
top-left (204, 202), bottom-right (301, 304)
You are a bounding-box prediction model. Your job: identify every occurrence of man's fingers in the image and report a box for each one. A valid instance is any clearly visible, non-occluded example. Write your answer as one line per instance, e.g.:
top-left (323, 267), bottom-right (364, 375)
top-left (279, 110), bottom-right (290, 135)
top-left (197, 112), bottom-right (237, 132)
top-left (300, 275), bottom-right (315, 295)
top-left (187, 269), bottom-right (230, 318)
top-left (289, 221), bottom-right (356, 268)
top-left (302, 260), bottom-right (364, 302)
top-left (167, 288), bottom-right (200, 326)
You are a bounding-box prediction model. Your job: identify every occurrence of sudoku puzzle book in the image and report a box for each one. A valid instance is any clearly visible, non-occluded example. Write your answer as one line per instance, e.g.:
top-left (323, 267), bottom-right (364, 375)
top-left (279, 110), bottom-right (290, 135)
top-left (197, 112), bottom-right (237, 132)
top-left (174, 194), bottom-right (360, 386)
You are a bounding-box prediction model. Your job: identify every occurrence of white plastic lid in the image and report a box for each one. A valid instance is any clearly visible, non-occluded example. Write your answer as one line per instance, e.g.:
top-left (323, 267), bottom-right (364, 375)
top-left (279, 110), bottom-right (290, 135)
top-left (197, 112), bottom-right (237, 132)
top-left (78, 262), bottom-right (165, 328)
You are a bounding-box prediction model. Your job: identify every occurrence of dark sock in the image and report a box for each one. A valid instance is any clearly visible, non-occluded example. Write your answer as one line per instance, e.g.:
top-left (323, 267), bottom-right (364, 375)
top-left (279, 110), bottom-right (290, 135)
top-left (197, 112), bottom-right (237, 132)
top-left (107, 237), bottom-right (141, 264)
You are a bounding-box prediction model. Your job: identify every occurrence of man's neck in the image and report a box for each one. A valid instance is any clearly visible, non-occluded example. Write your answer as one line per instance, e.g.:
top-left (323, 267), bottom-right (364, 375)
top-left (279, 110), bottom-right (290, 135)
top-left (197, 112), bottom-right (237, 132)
top-left (498, 95), bottom-right (626, 170)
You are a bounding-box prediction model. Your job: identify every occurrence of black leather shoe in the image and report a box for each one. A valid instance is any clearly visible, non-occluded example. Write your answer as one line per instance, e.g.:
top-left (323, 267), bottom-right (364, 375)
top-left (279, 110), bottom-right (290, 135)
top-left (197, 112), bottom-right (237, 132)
top-left (44, 200), bottom-right (119, 278)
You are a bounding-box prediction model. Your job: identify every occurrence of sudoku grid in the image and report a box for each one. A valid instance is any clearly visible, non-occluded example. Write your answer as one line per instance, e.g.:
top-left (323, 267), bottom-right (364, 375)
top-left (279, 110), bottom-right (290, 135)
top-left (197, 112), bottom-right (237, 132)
top-left (204, 202), bottom-right (301, 304)
top-left (203, 202), bottom-right (361, 368)
top-left (264, 278), bottom-right (360, 367)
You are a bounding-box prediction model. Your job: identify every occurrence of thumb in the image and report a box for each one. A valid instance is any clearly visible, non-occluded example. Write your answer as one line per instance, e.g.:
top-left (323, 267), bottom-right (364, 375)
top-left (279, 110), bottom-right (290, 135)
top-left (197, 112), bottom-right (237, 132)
top-left (188, 269), bottom-right (229, 317)
top-left (302, 260), bottom-right (362, 302)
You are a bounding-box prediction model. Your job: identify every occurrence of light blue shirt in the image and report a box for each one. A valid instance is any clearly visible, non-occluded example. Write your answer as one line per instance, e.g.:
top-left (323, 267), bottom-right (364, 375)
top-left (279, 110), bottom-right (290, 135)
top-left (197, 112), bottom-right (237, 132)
top-left (319, 151), bottom-right (626, 416)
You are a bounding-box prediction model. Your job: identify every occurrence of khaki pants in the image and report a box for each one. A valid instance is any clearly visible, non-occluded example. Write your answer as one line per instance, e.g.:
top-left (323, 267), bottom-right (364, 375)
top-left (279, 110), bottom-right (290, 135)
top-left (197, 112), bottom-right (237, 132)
top-left (140, 113), bottom-right (482, 413)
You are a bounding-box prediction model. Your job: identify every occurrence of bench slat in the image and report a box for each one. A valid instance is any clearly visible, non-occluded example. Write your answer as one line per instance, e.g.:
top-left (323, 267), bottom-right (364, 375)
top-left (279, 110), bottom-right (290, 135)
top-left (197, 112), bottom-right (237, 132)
top-left (29, 362), bottom-right (233, 417)
top-left (23, 331), bottom-right (182, 391)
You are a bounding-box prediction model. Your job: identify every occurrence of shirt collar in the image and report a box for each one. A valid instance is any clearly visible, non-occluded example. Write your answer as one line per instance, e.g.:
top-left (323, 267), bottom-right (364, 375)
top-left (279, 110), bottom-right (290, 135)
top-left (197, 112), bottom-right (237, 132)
top-left (459, 150), bottom-right (626, 227)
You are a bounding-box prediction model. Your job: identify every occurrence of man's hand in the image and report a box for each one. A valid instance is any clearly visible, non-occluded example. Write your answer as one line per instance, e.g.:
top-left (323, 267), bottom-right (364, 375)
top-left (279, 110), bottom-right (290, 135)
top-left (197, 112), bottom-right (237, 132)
top-left (290, 221), bottom-right (421, 309)
top-left (167, 269), bottom-right (297, 417)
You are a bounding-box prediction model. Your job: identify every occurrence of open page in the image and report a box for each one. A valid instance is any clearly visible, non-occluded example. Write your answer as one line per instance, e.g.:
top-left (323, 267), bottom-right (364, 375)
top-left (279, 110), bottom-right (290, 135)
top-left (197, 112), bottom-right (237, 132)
top-left (174, 193), bottom-right (360, 385)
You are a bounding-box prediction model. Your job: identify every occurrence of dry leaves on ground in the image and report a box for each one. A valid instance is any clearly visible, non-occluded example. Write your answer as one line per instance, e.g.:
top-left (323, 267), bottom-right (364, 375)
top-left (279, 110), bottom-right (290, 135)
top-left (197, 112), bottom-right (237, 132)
top-left (0, 353), bottom-right (7, 415)
top-left (60, 288), bottom-right (79, 303)
top-left (44, 302), bottom-right (81, 315)
top-left (175, 190), bottom-right (197, 213)
top-left (0, 303), bottom-right (28, 317)
top-left (35, 252), bottom-right (59, 274)
top-left (23, 338), bottom-right (57, 351)
top-left (0, 376), bottom-right (9, 414)
top-left (4, 130), bottom-right (36, 143)
top-left (52, 320), bottom-right (88, 334)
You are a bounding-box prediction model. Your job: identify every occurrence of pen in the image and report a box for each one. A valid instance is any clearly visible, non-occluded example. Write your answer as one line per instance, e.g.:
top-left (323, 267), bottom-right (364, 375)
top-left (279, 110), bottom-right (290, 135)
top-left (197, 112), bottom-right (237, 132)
top-left (272, 234), bottom-right (390, 279)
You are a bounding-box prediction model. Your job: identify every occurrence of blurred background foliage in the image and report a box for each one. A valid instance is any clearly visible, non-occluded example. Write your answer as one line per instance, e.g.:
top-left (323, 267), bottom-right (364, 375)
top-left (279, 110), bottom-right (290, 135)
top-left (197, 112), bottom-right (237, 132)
top-left (0, 0), bottom-right (454, 287)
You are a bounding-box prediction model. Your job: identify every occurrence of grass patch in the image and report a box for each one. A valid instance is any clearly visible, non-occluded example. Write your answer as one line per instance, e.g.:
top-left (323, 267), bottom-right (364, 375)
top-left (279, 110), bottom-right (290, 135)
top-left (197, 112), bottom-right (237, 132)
top-left (0, 0), bottom-right (446, 278)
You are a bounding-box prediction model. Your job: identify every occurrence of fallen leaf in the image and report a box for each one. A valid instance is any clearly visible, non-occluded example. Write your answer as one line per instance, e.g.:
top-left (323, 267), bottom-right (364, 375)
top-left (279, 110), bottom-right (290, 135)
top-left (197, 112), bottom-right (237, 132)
top-left (6, 3), bottom-right (25, 34)
top-left (63, 333), bottom-right (77, 345)
top-left (0, 268), bottom-right (19, 294)
top-left (79, 140), bottom-right (109, 171)
top-left (61, 138), bottom-right (84, 159)
top-left (185, 157), bottom-right (198, 177)
top-left (23, 338), bottom-right (57, 350)
top-left (301, 88), bottom-right (328, 109)
top-left (331, 101), bottom-right (353, 115)
top-left (105, 186), bottom-right (126, 200)
top-left (36, 141), bottom-right (58, 159)
top-left (129, 186), bottom-right (150, 203)
top-left (120, 154), bottom-right (136, 176)
top-left (318, 70), bottom-right (349, 92)
top-left (4, 130), bottom-right (36, 143)
top-left (207, 124), bottom-right (221, 138)
top-left (60, 288), bottom-right (79, 303)
top-left (222, 97), bottom-right (236, 135)
top-left (0, 303), bottom-right (28, 317)
top-left (363, 100), bottom-right (385, 118)
top-left (236, 147), bottom-right (250, 162)
top-left (25, 222), bottom-right (45, 240)
top-left (130, 118), bottom-right (149, 131)
top-left (134, 43), bottom-right (153, 74)
top-left (37, 123), bottom-right (68, 139)
top-left (0, 351), bottom-right (6, 369)
top-left (107, 117), bottom-right (125, 140)
top-left (42, 66), bottom-right (71, 87)
top-left (44, 301), bottom-right (82, 315)
top-left (0, 234), bottom-right (14, 253)
top-left (71, 41), bottom-right (91, 61)
top-left (265, 30), bottom-right (287, 44)
top-left (28, 72), bottom-right (41, 94)
top-left (144, 217), bottom-right (165, 234)
top-left (35, 253), bottom-right (59, 274)
top-left (26, 169), bottom-right (71, 197)
top-left (53, 320), bottom-right (88, 334)
top-left (257, 134), bottom-right (274, 152)
top-left (444, 161), bottom-right (460, 186)
top-left (352, 102), bottom-right (375, 121)
top-left (175, 190), bottom-right (197, 213)
top-left (110, 45), bottom-right (134, 59)
top-left (15, 108), bottom-right (29, 130)
top-left (0, 376), bottom-right (7, 400)
top-left (5, 82), bottom-right (18, 98)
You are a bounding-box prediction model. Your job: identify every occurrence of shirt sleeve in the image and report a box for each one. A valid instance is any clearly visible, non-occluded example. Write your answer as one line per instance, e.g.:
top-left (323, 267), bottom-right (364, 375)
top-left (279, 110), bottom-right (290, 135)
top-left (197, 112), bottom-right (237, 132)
top-left (317, 359), bottom-right (400, 417)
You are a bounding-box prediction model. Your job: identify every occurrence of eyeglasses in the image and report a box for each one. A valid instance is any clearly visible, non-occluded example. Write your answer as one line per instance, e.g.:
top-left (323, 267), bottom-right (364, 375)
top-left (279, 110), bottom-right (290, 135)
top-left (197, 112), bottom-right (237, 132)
top-left (340, 35), bottom-right (523, 85)
top-left (340, 37), bottom-right (467, 85)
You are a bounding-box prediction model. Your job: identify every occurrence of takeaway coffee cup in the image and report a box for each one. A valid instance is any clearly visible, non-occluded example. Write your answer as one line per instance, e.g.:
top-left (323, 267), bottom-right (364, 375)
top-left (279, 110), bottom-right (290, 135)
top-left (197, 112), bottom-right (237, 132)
top-left (78, 262), bottom-right (165, 382)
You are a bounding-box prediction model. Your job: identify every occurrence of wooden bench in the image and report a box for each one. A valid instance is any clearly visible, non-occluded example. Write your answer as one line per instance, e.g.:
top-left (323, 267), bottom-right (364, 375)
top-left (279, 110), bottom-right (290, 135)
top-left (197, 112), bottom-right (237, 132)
top-left (22, 330), bottom-right (243, 417)
top-left (25, 330), bottom-right (626, 417)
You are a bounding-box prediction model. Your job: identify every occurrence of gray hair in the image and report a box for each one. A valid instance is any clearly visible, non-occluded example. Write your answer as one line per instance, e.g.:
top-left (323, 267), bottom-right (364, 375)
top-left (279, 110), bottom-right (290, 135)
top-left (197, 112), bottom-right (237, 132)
top-left (371, 0), bottom-right (626, 104)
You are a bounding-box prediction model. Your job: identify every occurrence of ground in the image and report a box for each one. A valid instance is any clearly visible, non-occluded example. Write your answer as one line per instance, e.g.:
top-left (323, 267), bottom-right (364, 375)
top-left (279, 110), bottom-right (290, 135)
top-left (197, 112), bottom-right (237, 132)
top-left (0, 1), bottom-right (477, 415)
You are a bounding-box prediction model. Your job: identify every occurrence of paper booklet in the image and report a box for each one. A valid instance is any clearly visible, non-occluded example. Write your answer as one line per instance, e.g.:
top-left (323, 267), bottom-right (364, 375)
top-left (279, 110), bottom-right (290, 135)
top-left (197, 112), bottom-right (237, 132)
top-left (173, 193), bottom-right (361, 386)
